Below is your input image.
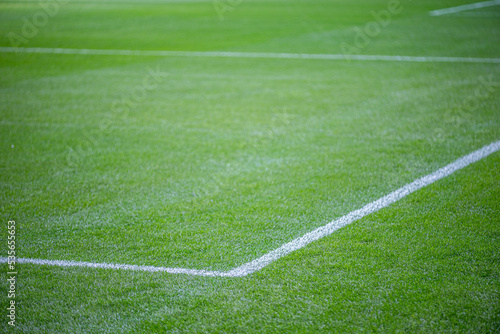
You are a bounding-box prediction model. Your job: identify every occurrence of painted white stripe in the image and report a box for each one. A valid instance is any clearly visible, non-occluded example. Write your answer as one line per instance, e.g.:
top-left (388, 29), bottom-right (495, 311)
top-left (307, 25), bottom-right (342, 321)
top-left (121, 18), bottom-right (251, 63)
top-left (0, 258), bottom-right (230, 277)
top-left (430, 0), bottom-right (500, 16)
top-left (454, 11), bottom-right (500, 16)
top-left (228, 140), bottom-right (500, 276)
top-left (1, 47), bottom-right (500, 64)
top-left (1, 140), bottom-right (499, 277)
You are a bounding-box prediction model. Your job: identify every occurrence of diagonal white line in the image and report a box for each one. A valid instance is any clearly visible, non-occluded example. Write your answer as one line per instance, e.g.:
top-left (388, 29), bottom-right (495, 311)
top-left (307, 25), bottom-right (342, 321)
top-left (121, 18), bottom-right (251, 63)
top-left (429, 0), bottom-right (500, 16)
top-left (228, 140), bottom-right (500, 276)
top-left (1, 140), bottom-right (499, 277)
top-left (0, 47), bottom-right (500, 64)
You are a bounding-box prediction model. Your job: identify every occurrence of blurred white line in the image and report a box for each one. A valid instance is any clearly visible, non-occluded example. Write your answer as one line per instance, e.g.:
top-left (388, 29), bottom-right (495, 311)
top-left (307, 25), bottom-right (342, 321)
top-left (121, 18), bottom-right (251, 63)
top-left (1, 141), bottom-right (499, 277)
top-left (430, 0), bottom-right (500, 16)
top-left (1, 47), bottom-right (500, 63)
top-left (455, 12), bottom-right (500, 16)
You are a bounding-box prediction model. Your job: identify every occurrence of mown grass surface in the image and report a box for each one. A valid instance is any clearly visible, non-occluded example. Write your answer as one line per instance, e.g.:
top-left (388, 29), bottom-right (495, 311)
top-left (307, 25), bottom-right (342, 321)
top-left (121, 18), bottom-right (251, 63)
top-left (0, 0), bottom-right (499, 332)
top-left (2, 154), bottom-right (498, 333)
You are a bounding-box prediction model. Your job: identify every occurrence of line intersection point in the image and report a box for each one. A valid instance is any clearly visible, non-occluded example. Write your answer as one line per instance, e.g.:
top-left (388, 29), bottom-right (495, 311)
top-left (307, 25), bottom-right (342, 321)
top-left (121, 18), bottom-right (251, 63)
top-left (2, 141), bottom-right (499, 277)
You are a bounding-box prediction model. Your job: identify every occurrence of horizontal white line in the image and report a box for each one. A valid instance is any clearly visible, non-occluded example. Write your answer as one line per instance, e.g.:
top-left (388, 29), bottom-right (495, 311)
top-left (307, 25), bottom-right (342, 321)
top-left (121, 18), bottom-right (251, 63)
top-left (1, 140), bottom-right (499, 277)
top-left (1, 47), bottom-right (499, 64)
top-left (0, 258), bottom-right (230, 277)
top-left (430, 0), bottom-right (500, 16)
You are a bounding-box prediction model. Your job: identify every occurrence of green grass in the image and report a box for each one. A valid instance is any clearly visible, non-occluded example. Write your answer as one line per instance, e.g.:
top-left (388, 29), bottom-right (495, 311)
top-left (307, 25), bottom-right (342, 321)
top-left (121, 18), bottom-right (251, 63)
top-left (1, 0), bottom-right (499, 332)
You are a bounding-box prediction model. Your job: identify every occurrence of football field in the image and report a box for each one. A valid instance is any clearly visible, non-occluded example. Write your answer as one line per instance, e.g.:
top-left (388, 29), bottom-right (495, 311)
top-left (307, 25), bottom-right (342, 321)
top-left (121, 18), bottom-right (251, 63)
top-left (1, 0), bottom-right (499, 332)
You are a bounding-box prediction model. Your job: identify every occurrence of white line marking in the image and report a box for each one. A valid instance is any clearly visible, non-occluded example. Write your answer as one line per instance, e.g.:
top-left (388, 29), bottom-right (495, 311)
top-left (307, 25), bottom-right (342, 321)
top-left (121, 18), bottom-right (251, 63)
top-left (1, 47), bottom-right (500, 64)
top-left (429, 0), bottom-right (500, 16)
top-left (1, 140), bottom-right (499, 277)
top-left (228, 140), bottom-right (500, 276)
top-left (0, 258), bottom-right (230, 277)
top-left (453, 11), bottom-right (500, 16)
